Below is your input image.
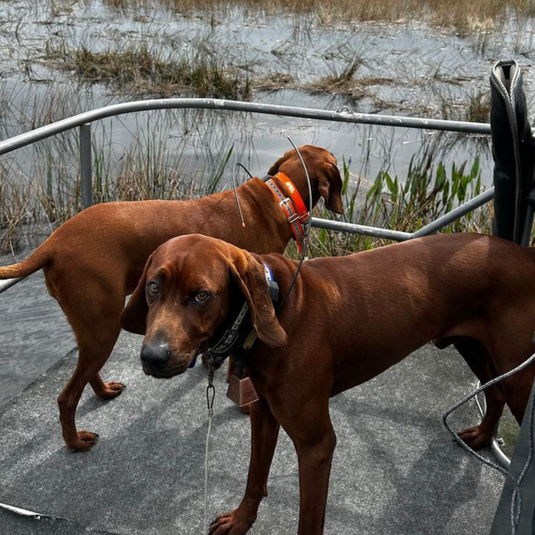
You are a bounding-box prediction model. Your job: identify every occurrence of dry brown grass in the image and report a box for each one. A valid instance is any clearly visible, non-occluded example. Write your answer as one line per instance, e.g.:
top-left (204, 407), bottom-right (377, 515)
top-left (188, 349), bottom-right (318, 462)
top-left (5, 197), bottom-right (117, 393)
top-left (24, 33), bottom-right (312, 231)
top-left (58, 45), bottom-right (252, 99)
top-left (102, 0), bottom-right (535, 31)
top-left (304, 59), bottom-right (393, 108)
top-left (0, 164), bottom-right (58, 254)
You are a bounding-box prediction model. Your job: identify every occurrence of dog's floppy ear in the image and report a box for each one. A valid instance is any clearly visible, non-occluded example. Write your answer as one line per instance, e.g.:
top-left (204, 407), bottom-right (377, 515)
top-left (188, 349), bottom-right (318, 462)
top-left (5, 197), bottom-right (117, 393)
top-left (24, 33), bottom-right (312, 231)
top-left (121, 254), bottom-right (153, 335)
top-left (267, 147), bottom-right (344, 215)
top-left (267, 150), bottom-right (291, 177)
top-left (318, 161), bottom-right (344, 214)
top-left (228, 253), bottom-right (287, 348)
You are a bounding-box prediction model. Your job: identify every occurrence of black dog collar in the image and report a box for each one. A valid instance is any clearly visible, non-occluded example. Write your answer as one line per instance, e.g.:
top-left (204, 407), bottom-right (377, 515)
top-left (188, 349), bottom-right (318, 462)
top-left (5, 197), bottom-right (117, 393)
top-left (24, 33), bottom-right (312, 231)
top-left (204, 263), bottom-right (279, 365)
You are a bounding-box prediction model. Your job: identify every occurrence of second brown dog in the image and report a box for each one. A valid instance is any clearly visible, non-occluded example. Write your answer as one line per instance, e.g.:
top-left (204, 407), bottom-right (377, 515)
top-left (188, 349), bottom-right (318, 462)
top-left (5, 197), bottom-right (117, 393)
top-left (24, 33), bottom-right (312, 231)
top-left (0, 145), bottom-right (343, 451)
top-left (122, 232), bottom-right (535, 535)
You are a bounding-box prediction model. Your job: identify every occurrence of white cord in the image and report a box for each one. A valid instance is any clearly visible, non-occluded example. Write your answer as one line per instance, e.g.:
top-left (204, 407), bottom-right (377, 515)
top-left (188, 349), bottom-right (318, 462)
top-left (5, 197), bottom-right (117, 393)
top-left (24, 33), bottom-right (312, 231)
top-left (203, 361), bottom-right (216, 534)
top-left (203, 406), bottom-right (214, 534)
top-left (443, 352), bottom-right (535, 535)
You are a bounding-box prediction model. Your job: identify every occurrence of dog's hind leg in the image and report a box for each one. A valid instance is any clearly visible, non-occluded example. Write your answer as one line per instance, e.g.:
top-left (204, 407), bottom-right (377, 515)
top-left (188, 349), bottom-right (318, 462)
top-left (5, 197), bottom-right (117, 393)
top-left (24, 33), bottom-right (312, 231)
top-left (481, 327), bottom-right (535, 430)
top-left (454, 337), bottom-right (506, 450)
top-left (499, 363), bottom-right (534, 427)
top-left (55, 290), bottom-right (125, 451)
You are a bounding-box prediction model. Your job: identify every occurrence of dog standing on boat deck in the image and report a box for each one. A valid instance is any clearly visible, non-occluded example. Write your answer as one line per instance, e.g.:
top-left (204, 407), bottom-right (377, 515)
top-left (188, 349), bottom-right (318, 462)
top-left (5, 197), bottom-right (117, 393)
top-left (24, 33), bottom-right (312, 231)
top-left (0, 145), bottom-right (343, 452)
top-left (121, 232), bottom-right (535, 535)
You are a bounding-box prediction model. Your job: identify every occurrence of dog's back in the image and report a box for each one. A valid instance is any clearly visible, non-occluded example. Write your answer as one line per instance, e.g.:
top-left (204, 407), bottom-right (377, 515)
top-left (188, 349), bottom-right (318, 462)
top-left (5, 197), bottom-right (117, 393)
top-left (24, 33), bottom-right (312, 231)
top-left (265, 233), bottom-right (535, 395)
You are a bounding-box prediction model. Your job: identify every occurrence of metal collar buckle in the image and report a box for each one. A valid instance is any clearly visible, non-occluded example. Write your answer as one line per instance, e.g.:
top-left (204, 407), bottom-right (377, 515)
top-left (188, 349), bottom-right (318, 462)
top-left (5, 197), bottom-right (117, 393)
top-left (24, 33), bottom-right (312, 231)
top-left (279, 198), bottom-right (299, 223)
top-left (265, 174), bottom-right (308, 253)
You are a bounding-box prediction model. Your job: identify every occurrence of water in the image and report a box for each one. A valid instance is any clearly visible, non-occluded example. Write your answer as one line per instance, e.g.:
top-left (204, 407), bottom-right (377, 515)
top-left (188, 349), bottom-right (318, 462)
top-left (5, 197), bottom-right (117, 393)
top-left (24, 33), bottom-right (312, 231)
top-left (1, 1), bottom-right (534, 187)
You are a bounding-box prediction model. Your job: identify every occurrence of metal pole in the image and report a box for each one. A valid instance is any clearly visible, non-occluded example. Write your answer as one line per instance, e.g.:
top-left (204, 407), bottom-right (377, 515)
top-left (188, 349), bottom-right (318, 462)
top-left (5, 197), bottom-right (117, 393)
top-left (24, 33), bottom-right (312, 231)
top-left (411, 187), bottom-right (495, 238)
top-left (80, 123), bottom-right (92, 209)
top-left (0, 98), bottom-right (493, 157)
top-left (0, 277), bottom-right (25, 294)
top-left (311, 188), bottom-right (495, 242)
top-left (311, 218), bottom-right (412, 241)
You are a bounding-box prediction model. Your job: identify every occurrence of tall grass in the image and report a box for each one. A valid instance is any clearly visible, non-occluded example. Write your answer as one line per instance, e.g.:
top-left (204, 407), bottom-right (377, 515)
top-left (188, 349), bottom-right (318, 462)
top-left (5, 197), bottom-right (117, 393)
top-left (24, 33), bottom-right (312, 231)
top-left (308, 149), bottom-right (490, 258)
top-left (99, 0), bottom-right (535, 32)
top-left (0, 162), bottom-right (57, 254)
top-left (0, 107), bottom-right (250, 253)
top-left (0, 137), bottom-right (493, 256)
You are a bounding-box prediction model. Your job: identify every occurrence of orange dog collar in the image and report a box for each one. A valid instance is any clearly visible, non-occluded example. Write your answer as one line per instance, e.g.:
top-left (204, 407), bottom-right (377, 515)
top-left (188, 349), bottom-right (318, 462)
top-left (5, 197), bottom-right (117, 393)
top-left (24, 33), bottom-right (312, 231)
top-left (265, 172), bottom-right (309, 252)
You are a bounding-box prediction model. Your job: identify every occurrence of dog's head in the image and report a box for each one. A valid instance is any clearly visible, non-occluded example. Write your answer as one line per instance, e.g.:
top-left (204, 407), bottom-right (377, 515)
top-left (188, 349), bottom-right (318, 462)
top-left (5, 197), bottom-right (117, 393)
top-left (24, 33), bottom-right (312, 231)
top-left (121, 235), bottom-right (287, 378)
top-left (268, 145), bottom-right (344, 215)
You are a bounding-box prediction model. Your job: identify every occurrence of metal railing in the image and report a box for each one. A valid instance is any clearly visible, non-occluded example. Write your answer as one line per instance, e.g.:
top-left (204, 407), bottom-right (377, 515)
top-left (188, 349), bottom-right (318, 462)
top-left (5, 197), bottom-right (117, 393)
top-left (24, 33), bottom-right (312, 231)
top-left (0, 98), bottom-right (493, 294)
top-left (0, 98), bottom-right (492, 211)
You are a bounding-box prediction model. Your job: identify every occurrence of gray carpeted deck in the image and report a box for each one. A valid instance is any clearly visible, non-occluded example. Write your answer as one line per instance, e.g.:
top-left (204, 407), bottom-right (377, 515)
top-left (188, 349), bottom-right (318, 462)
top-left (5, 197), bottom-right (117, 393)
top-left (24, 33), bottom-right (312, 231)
top-left (0, 325), bottom-right (507, 534)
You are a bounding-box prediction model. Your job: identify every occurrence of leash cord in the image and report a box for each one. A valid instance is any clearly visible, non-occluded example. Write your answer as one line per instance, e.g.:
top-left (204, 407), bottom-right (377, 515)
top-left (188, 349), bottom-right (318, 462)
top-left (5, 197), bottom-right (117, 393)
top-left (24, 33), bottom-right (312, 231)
top-left (203, 360), bottom-right (216, 535)
top-left (203, 147), bottom-right (308, 529)
top-left (276, 137), bottom-right (313, 312)
top-left (201, 143), bottom-right (309, 530)
top-left (442, 352), bottom-right (535, 535)
top-left (235, 162), bottom-right (253, 179)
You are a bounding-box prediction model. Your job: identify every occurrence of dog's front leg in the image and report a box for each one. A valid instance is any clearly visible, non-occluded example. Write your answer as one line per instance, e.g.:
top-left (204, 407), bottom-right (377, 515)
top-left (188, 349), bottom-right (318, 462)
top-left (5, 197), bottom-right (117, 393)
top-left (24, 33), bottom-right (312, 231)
top-left (290, 409), bottom-right (337, 535)
top-left (210, 395), bottom-right (280, 535)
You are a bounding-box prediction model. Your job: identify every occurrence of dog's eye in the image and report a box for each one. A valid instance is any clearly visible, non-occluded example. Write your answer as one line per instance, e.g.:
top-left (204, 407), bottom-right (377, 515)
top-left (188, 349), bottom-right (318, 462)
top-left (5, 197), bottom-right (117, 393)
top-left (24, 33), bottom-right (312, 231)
top-left (195, 291), bottom-right (211, 303)
top-left (147, 282), bottom-right (159, 295)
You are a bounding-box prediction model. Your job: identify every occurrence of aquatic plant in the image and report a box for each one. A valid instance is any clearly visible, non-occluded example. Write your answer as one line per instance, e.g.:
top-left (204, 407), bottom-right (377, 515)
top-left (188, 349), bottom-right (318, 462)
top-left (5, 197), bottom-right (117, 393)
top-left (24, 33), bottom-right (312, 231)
top-left (66, 45), bottom-right (252, 100)
top-left (308, 149), bottom-right (491, 258)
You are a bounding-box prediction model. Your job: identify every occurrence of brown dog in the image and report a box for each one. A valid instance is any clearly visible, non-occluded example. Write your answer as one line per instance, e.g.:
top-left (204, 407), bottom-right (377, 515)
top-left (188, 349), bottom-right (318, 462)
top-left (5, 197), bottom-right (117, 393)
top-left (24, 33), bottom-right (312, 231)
top-left (121, 232), bottom-right (535, 535)
top-left (0, 145), bottom-right (343, 452)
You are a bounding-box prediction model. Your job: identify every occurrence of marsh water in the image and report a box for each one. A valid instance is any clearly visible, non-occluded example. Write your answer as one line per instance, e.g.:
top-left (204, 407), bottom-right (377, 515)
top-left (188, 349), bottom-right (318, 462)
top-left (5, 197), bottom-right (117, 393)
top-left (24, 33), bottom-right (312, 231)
top-left (1, 1), bottom-right (535, 403)
top-left (1, 2), bottom-right (535, 189)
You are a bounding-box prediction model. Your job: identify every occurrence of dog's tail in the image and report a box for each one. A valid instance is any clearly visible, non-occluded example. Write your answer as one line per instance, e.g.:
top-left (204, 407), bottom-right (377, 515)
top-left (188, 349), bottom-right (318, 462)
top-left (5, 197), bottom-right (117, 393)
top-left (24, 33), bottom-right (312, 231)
top-left (0, 245), bottom-right (50, 279)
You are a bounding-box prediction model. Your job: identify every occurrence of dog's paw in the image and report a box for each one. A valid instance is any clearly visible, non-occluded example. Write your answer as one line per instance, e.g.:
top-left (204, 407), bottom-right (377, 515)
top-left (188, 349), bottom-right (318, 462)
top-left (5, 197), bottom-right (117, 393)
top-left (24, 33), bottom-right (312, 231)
top-left (209, 509), bottom-right (255, 535)
top-left (97, 381), bottom-right (126, 400)
top-left (457, 426), bottom-right (492, 450)
top-left (69, 430), bottom-right (99, 452)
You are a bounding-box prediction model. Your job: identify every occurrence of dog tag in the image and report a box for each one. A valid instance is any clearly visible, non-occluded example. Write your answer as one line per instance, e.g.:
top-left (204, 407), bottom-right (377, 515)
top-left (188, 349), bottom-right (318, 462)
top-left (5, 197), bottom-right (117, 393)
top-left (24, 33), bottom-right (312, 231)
top-left (226, 373), bottom-right (259, 407)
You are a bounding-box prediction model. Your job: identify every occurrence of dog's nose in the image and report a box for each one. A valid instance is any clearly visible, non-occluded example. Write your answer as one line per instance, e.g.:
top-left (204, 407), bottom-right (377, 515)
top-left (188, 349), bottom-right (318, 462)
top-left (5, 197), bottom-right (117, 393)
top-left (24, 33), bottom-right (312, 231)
top-left (140, 341), bottom-right (171, 371)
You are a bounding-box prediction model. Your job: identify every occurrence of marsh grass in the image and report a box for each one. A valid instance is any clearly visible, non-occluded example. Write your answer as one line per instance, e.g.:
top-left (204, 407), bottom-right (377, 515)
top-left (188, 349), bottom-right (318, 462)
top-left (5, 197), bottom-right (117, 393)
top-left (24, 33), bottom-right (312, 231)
top-left (466, 91), bottom-right (492, 124)
top-left (98, 125), bottom-right (194, 203)
top-left (0, 162), bottom-right (57, 254)
top-left (308, 149), bottom-right (490, 258)
top-left (438, 89), bottom-right (491, 124)
top-left (0, 167), bottom-right (31, 252)
top-left (64, 45), bottom-right (252, 99)
top-left (99, 0), bottom-right (535, 32)
top-left (28, 0), bottom-right (530, 116)
top-left (0, 136), bottom-right (493, 256)
top-left (0, 110), bottom-right (247, 253)
top-left (306, 57), bottom-right (373, 103)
